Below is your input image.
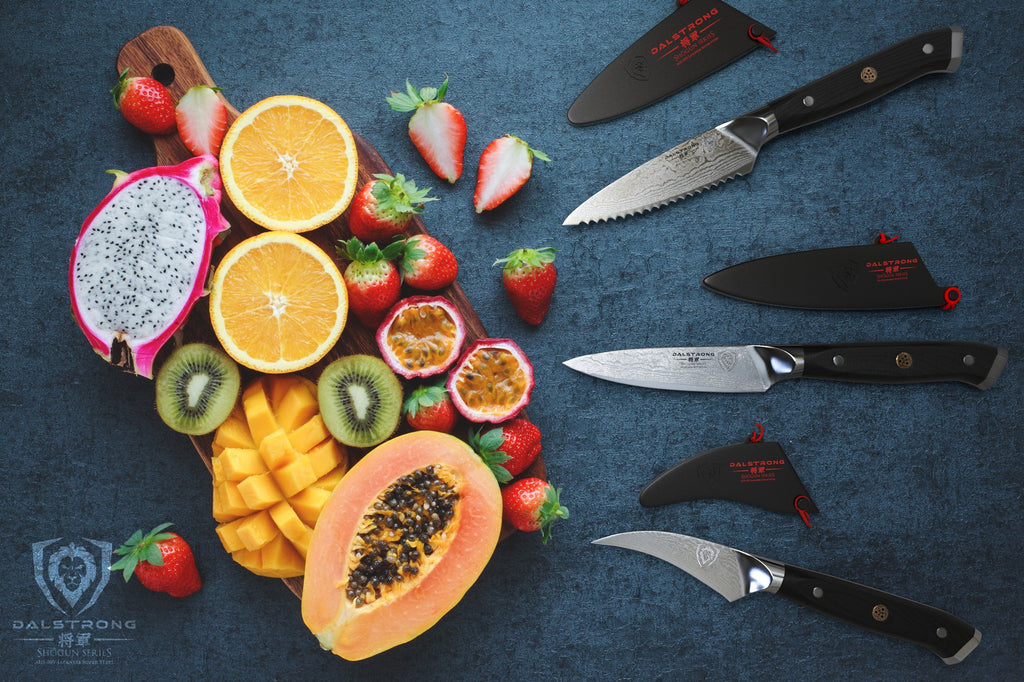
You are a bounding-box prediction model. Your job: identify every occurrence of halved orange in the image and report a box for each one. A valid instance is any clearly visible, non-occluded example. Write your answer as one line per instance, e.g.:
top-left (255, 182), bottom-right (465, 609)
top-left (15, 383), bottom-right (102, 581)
top-left (210, 231), bottom-right (347, 373)
top-left (220, 95), bottom-right (359, 232)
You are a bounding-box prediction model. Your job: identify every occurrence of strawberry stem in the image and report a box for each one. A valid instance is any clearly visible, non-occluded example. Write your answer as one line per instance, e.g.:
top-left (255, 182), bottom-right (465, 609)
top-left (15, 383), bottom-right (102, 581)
top-left (109, 522), bottom-right (176, 582)
top-left (537, 486), bottom-right (569, 543)
top-left (468, 426), bottom-right (513, 484)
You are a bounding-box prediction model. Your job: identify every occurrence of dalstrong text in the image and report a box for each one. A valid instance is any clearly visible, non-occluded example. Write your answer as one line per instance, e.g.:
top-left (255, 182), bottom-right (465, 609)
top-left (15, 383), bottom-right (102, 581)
top-left (649, 7), bottom-right (719, 56)
top-left (12, 619), bottom-right (137, 630)
top-left (866, 258), bottom-right (918, 268)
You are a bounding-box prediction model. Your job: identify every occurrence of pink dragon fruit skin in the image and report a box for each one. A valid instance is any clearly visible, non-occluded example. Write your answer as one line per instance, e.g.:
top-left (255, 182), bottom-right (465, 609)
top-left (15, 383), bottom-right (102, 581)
top-left (68, 155), bottom-right (230, 379)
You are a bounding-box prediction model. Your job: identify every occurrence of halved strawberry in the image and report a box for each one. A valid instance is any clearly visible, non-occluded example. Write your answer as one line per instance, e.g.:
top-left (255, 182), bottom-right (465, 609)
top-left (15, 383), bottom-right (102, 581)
top-left (175, 85), bottom-right (228, 157)
top-left (387, 77), bottom-right (467, 183)
top-left (473, 135), bottom-right (550, 213)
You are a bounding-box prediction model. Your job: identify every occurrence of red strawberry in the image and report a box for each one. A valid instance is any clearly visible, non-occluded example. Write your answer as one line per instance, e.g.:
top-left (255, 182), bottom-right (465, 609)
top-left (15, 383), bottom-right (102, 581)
top-left (175, 85), bottom-right (228, 157)
top-left (109, 523), bottom-right (202, 597)
top-left (400, 234), bottom-right (458, 290)
top-left (495, 247), bottom-right (557, 325)
top-left (387, 77), bottom-right (467, 183)
top-left (501, 478), bottom-right (568, 542)
top-left (403, 382), bottom-right (458, 433)
top-left (473, 135), bottom-right (550, 212)
top-left (470, 418), bottom-right (542, 483)
top-left (111, 68), bottom-right (177, 135)
top-left (337, 237), bottom-right (405, 328)
top-left (349, 173), bottom-right (437, 243)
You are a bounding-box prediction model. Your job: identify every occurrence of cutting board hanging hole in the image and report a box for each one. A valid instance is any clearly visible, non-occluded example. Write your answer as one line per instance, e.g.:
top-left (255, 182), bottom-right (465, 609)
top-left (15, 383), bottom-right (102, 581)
top-left (151, 63), bottom-right (175, 86)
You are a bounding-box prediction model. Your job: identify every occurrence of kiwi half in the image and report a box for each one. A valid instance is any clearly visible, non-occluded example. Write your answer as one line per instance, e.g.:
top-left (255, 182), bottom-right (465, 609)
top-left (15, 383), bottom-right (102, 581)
top-left (318, 355), bottom-right (402, 448)
top-left (155, 343), bottom-right (241, 435)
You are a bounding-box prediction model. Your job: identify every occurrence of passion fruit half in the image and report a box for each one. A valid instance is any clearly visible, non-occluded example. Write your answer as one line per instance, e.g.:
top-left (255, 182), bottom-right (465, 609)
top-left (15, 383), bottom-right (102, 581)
top-left (376, 296), bottom-right (467, 379)
top-left (446, 338), bottom-right (534, 423)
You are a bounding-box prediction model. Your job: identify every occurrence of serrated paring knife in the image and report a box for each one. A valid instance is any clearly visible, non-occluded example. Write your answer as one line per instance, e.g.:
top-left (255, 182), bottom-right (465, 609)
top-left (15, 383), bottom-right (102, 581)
top-left (594, 531), bottom-right (981, 664)
top-left (563, 341), bottom-right (1006, 392)
top-left (563, 27), bottom-right (964, 225)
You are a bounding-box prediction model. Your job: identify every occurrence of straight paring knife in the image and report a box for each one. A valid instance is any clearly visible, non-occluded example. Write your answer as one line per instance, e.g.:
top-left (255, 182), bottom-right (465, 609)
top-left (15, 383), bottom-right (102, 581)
top-left (563, 27), bottom-right (964, 225)
top-left (563, 341), bottom-right (1007, 392)
top-left (593, 531), bottom-right (981, 664)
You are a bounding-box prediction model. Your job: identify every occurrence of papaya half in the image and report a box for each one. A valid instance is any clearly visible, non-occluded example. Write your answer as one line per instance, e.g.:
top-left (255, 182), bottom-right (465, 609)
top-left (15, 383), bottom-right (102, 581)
top-left (301, 430), bottom-right (502, 661)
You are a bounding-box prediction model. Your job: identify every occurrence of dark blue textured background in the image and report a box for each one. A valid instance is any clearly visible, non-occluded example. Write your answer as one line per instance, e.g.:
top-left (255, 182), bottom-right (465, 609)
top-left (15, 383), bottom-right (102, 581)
top-left (2, 1), bottom-right (1022, 678)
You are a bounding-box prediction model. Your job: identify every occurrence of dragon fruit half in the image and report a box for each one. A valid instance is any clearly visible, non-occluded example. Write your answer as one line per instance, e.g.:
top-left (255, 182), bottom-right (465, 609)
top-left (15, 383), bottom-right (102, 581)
top-left (68, 155), bottom-right (230, 378)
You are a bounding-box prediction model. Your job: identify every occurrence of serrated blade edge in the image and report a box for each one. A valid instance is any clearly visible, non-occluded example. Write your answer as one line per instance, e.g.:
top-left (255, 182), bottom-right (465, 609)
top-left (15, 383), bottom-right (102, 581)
top-left (563, 119), bottom-right (764, 226)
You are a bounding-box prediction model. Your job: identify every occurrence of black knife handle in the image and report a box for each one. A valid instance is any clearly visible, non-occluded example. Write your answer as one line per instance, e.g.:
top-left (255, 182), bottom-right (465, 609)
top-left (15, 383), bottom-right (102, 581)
top-left (790, 341), bottom-right (1006, 390)
top-left (777, 563), bottom-right (980, 664)
top-left (747, 27), bottom-right (962, 135)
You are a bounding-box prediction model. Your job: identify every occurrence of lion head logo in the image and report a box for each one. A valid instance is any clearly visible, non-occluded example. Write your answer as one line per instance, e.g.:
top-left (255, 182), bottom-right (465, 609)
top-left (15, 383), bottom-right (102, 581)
top-left (717, 350), bottom-right (738, 372)
top-left (695, 544), bottom-right (720, 568)
top-left (624, 55), bottom-right (649, 81)
top-left (33, 538), bottom-right (111, 616)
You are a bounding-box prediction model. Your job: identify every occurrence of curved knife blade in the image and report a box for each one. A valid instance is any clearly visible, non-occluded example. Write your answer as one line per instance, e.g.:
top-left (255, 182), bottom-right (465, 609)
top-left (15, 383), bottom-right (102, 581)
top-left (594, 531), bottom-right (982, 664)
top-left (563, 27), bottom-right (963, 225)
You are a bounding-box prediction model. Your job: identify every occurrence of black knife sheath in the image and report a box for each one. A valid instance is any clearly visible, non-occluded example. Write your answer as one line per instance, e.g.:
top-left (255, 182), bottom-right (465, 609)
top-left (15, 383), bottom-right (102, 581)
top-left (702, 241), bottom-right (956, 310)
top-left (568, 0), bottom-right (775, 125)
top-left (640, 440), bottom-right (817, 519)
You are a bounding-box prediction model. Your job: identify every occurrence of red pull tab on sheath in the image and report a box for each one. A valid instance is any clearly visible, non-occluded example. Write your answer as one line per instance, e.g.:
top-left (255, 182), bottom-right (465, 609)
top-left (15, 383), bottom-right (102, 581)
top-left (942, 286), bottom-right (962, 310)
top-left (794, 495), bottom-right (814, 528)
top-left (748, 25), bottom-right (778, 53)
top-left (748, 422), bottom-right (764, 442)
top-left (877, 232), bottom-right (900, 244)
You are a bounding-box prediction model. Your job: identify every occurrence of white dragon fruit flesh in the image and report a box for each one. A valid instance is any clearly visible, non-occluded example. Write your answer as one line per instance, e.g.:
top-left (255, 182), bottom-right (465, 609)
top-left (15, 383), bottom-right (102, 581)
top-left (69, 155), bottom-right (230, 378)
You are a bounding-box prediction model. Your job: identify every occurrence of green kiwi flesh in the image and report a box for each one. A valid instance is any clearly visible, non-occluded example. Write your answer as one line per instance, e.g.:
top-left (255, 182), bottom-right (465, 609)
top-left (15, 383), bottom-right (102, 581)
top-left (318, 354), bottom-right (402, 448)
top-left (155, 343), bottom-right (241, 435)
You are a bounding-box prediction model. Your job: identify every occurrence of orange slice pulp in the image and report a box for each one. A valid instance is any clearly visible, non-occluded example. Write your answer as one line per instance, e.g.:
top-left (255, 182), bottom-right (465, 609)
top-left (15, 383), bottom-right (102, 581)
top-left (219, 95), bottom-right (359, 233)
top-left (210, 231), bottom-right (347, 373)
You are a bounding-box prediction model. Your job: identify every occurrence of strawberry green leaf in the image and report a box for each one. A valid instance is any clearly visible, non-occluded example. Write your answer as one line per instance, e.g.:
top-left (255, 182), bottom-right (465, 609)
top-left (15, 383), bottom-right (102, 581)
top-left (468, 426), bottom-right (512, 483)
top-left (537, 486), bottom-right (569, 543)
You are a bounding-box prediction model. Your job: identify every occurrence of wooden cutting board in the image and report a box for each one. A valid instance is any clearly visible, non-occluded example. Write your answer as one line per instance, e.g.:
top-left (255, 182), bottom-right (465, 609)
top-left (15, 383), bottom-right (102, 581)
top-left (116, 26), bottom-right (545, 599)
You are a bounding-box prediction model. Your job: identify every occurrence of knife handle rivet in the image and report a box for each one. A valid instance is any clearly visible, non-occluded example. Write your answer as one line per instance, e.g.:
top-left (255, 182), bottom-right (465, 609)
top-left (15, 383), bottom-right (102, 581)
top-left (802, 95), bottom-right (815, 107)
top-left (922, 43), bottom-right (935, 55)
top-left (895, 352), bottom-right (913, 369)
top-left (832, 355), bottom-right (845, 368)
top-left (963, 354), bottom-right (976, 367)
top-left (872, 604), bottom-right (890, 622)
top-left (812, 587), bottom-right (824, 599)
top-left (936, 627), bottom-right (948, 639)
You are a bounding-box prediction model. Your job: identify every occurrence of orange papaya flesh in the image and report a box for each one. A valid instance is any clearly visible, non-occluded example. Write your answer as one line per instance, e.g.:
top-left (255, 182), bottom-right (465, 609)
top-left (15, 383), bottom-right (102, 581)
top-left (301, 430), bottom-right (502, 661)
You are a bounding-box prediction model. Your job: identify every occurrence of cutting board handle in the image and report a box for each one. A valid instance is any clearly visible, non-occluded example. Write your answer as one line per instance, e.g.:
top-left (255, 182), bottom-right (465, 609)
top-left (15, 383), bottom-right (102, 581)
top-left (116, 26), bottom-right (239, 165)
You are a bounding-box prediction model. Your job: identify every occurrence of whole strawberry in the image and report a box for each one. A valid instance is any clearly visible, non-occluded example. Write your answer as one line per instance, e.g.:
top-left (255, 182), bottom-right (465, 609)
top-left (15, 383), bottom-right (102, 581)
top-left (109, 523), bottom-right (202, 597)
top-left (474, 135), bottom-right (550, 212)
top-left (387, 77), bottom-right (467, 183)
top-left (338, 237), bottom-right (405, 329)
top-left (349, 173), bottom-right (437, 243)
top-left (501, 479), bottom-right (568, 542)
top-left (470, 418), bottom-right (542, 483)
top-left (401, 235), bottom-right (458, 290)
top-left (111, 68), bottom-right (177, 135)
top-left (175, 85), bottom-right (228, 156)
top-left (495, 247), bottom-right (557, 325)
top-left (403, 382), bottom-right (458, 433)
